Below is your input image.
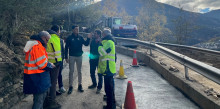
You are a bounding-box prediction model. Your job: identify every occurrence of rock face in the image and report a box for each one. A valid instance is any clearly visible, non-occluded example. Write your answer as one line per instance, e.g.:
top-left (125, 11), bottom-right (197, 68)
top-left (0, 41), bottom-right (26, 109)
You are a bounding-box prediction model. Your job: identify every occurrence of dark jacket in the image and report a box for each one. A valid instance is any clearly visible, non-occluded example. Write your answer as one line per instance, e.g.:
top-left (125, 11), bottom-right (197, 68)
top-left (23, 35), bottom-right (53, 94)
top-left (89, 37), bottom-right (100, 60)
top-left (60, 39), bottom-right (65, 61)
top-left (65, 33), bottom-right (90, 58)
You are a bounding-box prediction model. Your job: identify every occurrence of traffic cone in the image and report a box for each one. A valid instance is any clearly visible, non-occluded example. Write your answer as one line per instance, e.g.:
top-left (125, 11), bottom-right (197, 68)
top-left (116, 60), bottom-right (127, 79)
top-left (122, 81), bottom-right (138, 109)
top-left (131, 50), bottom-right (139, 67)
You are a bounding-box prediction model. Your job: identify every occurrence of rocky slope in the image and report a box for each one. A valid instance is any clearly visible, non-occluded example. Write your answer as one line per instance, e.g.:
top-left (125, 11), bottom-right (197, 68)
top-left (0, 35), bottom-right (28, 108)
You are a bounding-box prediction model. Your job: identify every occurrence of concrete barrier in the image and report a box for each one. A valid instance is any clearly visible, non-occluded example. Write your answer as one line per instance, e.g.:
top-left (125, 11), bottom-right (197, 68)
top-left (116, 45), bottom-right (220, 109)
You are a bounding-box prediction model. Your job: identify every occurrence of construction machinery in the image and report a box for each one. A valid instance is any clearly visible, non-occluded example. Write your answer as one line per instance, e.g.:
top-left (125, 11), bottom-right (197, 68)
top-left (99, 16), bottom-right (137, 38)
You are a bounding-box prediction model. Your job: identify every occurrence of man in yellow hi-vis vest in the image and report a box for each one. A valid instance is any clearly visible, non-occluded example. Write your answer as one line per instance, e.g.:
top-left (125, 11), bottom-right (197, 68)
top-left (98, 28), bottom-right (116, 109)
top-left (45, 25), bottom-right (62, 109)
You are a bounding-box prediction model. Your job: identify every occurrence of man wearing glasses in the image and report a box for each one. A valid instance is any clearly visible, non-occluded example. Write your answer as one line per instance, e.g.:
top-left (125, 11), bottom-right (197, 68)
top-left (23, 31), bottom-right (55, 109)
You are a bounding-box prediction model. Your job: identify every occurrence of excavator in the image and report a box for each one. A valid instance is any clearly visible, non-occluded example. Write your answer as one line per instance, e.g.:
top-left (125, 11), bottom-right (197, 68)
top-left (85, 16), bottom-right (138, 47)
top-left (96, 16), bottom-right (137, 38)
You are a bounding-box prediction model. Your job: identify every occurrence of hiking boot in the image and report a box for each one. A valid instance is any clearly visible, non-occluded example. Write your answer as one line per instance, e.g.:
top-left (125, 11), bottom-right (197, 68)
top-left (68, 86), bottom-right (73, 94)
top-left (43, 96), bottom-right (50, 108)
top-left (56, 91), bottom-right (62, 96)
top-left (78, 84), bottom-right (84, 92)
top-left (59, 87), bottom-right (66, 93)
top-left (96, 89), bottom-right (101, 94)
top-left (47, 99), bottom-right (61, 109)
top-left (103, 105), bottom-right (107, 109)
top-left (103, 104), bottom-right (116, 109)
top-left (88, 84), bottom-right (96, 89)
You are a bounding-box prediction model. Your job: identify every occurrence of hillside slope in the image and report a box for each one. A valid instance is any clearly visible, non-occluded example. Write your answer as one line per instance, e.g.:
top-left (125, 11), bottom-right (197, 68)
top-left (101, 0), bottom-right (220, 45)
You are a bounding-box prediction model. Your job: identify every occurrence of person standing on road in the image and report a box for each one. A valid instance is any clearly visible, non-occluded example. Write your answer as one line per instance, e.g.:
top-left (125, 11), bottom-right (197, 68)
top-left (56, 37), bottom-right (66, 95)
top-left (45, 25), bottom-right (62, 109)
top-left (65, 25), bottom-right (91, 94)
top-left (98, 28), bottom-right (116, 109)
top-left (23, 31), bottom-right (55, 109)
top-left (88, 29), bottom-right (103, 94)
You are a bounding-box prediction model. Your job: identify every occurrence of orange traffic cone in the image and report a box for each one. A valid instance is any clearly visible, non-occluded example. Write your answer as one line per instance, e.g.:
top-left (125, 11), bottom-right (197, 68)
top-left (122, 81), bottom-right (138, 109)
top-left (131, 50), bottom-right (139, 67)
top-left (116, 60), bottom-right (127, 79)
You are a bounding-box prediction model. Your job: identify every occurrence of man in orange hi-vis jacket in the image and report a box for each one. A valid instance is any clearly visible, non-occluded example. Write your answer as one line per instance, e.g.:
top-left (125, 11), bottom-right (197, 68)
top-left (23, 31), bottom-right (55, 109)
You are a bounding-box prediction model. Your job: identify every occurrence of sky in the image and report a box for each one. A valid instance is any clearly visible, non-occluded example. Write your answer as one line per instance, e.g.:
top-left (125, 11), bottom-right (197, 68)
top-left (155, 0), bottom-right (220, 13)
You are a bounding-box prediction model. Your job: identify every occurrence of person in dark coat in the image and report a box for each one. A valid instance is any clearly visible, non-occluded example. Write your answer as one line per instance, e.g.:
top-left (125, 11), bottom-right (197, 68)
top-left (56, 36), bottom-right (66, 95)
top-left (88, 29), bottom-right (103, 94)
top-left (65, 25), bottom-right (91, 94)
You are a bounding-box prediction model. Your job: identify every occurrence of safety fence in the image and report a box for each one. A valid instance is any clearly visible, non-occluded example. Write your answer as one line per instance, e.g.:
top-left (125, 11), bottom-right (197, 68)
top-left (115, 37), bottom-right (220, 85)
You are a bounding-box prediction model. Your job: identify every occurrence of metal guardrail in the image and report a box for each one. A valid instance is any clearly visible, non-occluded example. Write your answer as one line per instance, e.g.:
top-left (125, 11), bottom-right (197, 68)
top-left (115, 37), bottom-right (220, 85)
top-left (156, 42), bottom-right (220, 56)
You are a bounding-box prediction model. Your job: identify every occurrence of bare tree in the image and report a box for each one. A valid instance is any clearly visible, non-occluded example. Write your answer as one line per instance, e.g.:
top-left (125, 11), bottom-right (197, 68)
top-left (135, 1), bottom-right (171, 42)
top-left (172, 5), bottom-right (198, 45)
top-left (102, 0), bottom-right (119, 17)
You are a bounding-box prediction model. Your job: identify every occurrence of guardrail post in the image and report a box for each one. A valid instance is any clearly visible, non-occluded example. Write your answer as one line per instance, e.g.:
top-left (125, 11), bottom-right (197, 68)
top-left (150, 42), bottom-right (153, 56)
top-left (184, 65), bottom-right (189, 80)
top-left (150, 49), bottom-right (152, 56)
top-left (114, 37), bottom-right (220, 85)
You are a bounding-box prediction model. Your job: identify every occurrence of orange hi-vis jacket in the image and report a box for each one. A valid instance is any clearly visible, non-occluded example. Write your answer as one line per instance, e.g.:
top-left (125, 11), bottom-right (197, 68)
top-left (24, 40), bottom-right (48, 74)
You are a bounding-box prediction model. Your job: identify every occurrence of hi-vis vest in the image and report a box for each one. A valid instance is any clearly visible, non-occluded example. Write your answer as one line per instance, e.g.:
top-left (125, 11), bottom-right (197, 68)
top-left (24, 41), bottom-right (48, 74)
top-left (98, 39), bottom-right (116, 75)
top-left (46, 34), bottom-right (62, 63)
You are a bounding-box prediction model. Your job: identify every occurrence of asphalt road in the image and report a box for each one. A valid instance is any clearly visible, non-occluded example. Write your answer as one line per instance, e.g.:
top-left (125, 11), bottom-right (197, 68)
top-left (12, 46), bottom-right (199, 109)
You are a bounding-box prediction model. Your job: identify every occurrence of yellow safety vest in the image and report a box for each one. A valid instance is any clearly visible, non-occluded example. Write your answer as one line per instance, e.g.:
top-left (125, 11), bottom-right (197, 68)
top-left (46, 34), bottom-right (62, 63)
top-left (98, 39), bottom-right (116, 75)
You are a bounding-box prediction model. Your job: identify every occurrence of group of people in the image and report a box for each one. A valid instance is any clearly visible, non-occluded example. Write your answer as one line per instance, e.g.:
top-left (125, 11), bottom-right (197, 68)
top-left (23, 25), bottom-right (117, 109)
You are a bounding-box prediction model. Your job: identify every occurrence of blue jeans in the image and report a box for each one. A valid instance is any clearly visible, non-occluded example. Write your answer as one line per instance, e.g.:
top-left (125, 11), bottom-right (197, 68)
top-left (90, 59), bottom-right (103, 89)
top-left (32, 91), bottom-right (47, 109)
top-left (58, 61), bottom-right (64, 88)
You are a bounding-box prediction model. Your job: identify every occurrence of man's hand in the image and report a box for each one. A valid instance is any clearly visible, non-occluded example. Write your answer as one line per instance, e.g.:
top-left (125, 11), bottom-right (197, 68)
top-left (65, 59), bottom-right (69, 64)
top-left (51, 63), bottom-right (56, 68)
top-left (88, 33), bottom-right (92, 38)
top-left (97, 37), bottom-right (102, 42)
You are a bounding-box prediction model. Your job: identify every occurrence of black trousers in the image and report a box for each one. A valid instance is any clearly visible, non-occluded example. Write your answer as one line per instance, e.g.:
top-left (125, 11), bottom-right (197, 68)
top-left (104, 75), bottom-right (116, 109)
top-left (58, 61), bottom-right (63, 89)
top-left (90, 59), bottom-right (103, 89)
top-left (49, 65), bottom-right (60, 100)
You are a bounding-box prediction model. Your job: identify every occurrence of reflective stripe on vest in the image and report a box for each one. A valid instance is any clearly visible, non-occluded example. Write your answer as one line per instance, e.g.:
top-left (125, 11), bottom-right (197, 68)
top-left (98, 39), bottom-right (116, 74)
top-left (101, 58), bottom-right (115, 62)
top-left (24, 59), bottom-right (47, 70)
top-left (98, 51), bottom-right (103, 56)
top-left (101, 48), bottom-right (107, 55)
top-left (47, 51), bottom-right (61, 55)
top-left (48, 55), bottom-right (62, 59)
top-left (46, 34), bottom-right (62, 63)
top-left (25, 55), bottom-right (46, 64)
